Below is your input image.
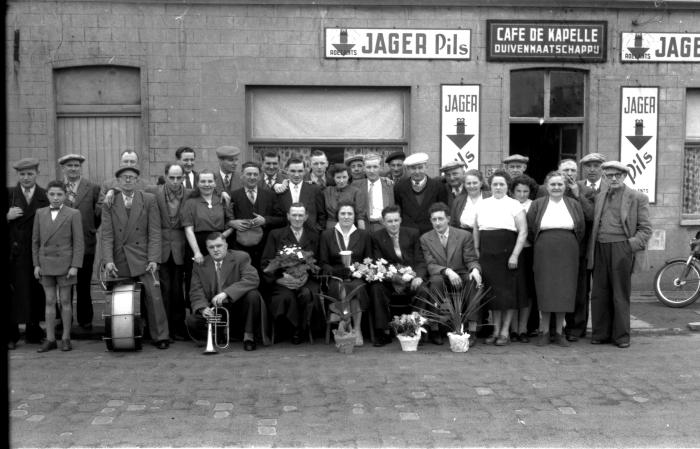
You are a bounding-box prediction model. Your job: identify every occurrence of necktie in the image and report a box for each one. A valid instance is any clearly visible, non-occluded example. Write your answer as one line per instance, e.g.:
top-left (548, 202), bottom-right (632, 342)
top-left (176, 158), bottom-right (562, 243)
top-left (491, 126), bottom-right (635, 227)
top-left (247, 188), bottom-right (256, 204)
top-left (266, 176), bottom-right (274, 189)
top-left (23, 187), bottom-right (32, 203)
top-left (215, 261), bottom-right (223, 292)
top-left (66, 183), bottom-right (76, 203)
top-left (392, 233), bottom-right (402, 259)
top-left (224, 174), bottom-right (231, 189)
top-left (293, 229), bottom-right (302, 242)
top-left (185, 174), bottom-right (192, 189)
top-left (124, 195), bottom-right (133, 208)
top-left (368, 181), bottom-right (375, 218)
top-left (439, 233), bottom-right (447, 248)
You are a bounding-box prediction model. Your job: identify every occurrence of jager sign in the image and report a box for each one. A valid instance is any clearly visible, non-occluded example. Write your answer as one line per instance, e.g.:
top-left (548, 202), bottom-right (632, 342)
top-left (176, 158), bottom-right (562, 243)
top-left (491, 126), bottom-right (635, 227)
top-left (620, 87), bottom-right (658, 203)
top-left (621, 32), bottom-right (700, 62)
top-left (441, 85), bottom-right (480, 170)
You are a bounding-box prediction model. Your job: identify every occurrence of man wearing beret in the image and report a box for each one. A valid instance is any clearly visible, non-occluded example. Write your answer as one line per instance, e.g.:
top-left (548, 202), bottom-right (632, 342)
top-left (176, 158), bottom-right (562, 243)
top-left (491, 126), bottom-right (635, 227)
top-left (441, 160), bottom-right (467, 210)
top-left (7, 158), bottom-right (49, 348)
top-left (102, 166), bottom-right (170, 349)
top-left (345, 155), bottom-right (366, 183)
top-left (384, 151), bottom-right (407, 184)
top-left (587, 161), bottom-right (651, 348)
top-left (59, 154), bottom-right (102, 332)
top-left (394, 152), bottom-right (449, 235)
top-left (213, 145), bottom-right (243, 196)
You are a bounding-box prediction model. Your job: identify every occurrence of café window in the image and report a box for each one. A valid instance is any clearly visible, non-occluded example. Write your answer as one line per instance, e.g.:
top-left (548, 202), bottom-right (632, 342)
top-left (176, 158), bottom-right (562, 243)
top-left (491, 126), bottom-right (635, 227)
top-left (683, 89), bottom-right (700, 219)
top-left (509, 69), bottom-right (586, 183)
top-left (247, 86), bottom-right (408, 166)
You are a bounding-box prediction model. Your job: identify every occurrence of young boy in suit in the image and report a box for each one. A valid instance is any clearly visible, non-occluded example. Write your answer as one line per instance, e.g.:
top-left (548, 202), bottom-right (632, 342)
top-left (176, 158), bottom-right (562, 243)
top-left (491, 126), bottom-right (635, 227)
top-left (32, 181), bottom-right (85, 352)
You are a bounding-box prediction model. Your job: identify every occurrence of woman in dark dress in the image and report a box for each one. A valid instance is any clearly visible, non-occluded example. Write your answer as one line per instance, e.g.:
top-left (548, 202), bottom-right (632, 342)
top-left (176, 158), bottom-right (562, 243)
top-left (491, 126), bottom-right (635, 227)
top-left (323, 163), bottom-right (367, 230)
top-left (450, 169), bottom-right (491, 232)
top-left (319, 200), bottom-right (372, 346)
top-left (527, 171), bottom-right (585, 347)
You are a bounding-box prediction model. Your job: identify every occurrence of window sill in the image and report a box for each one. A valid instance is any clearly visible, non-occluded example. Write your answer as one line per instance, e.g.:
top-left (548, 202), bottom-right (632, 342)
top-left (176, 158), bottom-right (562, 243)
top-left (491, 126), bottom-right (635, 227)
top-left (680, 218), bottom-right (700, 226)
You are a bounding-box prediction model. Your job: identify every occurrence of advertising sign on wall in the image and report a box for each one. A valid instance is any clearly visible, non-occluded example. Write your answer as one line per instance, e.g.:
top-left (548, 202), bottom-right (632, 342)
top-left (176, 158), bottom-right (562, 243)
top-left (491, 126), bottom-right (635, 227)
top-left (621, 32), bottom-right (700, 62)
top-left (620, 87), bottom-right (658, 203)
top-left (441, 85), bottom-right (480, 170)
top-left (325, 28), bottom-right (471, 59)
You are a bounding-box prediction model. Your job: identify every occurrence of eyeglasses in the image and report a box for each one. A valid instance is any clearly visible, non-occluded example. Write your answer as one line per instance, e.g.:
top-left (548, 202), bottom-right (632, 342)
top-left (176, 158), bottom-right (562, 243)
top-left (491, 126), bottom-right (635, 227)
top-left (604, 172), bottom-right (625, 180)
top-left (168, 176), bottom-right (183, 180)
top-left (120, 175), bottom-right (138, 181)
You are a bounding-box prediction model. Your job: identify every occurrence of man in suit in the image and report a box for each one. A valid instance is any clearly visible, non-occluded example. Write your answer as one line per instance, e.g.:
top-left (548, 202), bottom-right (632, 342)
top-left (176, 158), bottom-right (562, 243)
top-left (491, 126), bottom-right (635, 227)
top-left (503, 154), bottom-right (529, 179)
top-left (100, 150), bottom-right (154, 206)
top-left (394, 152), bottom-right (449, 235)
top-left (7, 158), bottom-right (49, 348)
top-left (587, 161), bottom-right (652, 348)
top-left (147, 162), bottom-right (191, 341)
top-left (32, 180), bottom-right (85, 352)
top-left (186, 232), bottom-right (266, 351)
top-left (384, 151), bottom-right (407, 184)
top-left (259, 151), bottom-right (288, 192)
top-left (102, 166), bottom-right (170, 349)
top-left (345, 155), bottom-right (366, 183)
top-left (353, 154), bottom-right (395, 234)
top-left (261, 202), bottom-right (320, 344)
top-left (59, 153), bottom-right (101, 331)
top-left (420, 202), bottom-right (483, 347)
top-left (279, 158), bottom-right (326, 232)
top-left (304, 150), bottom-right (334, 189)
top-left (229, 162), bottom-right (285, 270)
top-left (369, 205), bottom-right (427, 346)
top-left (176, 146), bottom-right (198, 189)
top-left (580, 152), bottom-right (606, 191)
top-left (441, 160), bottom-right (467, 210)
top-left (213, 145), bottom-right (242, 196)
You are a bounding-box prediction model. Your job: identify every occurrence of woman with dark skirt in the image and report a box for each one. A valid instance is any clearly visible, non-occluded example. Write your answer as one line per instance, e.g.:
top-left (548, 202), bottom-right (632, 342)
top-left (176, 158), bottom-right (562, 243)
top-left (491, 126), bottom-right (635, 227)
top-left (473, 170), bottom-right (528, 346)
top-left (527, 171), bottom-right (585, 347)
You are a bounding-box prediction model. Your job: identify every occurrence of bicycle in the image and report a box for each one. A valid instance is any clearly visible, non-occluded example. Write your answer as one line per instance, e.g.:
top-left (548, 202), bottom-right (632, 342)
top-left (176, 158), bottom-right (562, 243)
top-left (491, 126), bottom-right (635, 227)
top-left (653, 230), bottom-right (700, 308)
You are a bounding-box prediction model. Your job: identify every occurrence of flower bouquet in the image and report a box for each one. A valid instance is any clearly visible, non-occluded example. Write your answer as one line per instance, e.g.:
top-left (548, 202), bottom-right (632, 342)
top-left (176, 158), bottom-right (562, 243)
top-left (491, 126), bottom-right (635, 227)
top-left (389, 312), bottom-right (427, 351)
top-left (263, 244), bottom-right (320, 278)
top-left (349, 258), bottom-right (393, 282)
top-left (391, 265), bottom-right (417, 294)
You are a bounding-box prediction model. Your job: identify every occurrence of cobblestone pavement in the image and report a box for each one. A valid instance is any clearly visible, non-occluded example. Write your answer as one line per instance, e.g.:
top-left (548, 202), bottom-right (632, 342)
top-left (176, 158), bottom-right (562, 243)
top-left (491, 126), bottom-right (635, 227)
top-left (9, 331), bottom-right (700, 448)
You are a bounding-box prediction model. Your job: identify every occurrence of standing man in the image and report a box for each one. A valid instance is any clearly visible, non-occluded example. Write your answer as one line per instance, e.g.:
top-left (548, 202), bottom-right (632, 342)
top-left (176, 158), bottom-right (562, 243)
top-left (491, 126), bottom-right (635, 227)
top-left (59, 153), bottom-right (101, 332)
top-left (384, 151), bottom-right (407, 184)
top-left (7, 158), bottom-right (49, 348)
top-left (304, 150), bottom-right (334, 189)
top-left (176, 146), bottom-right (198, 189)
top-left (503, 154), bottom-right (530, 179)
top-left (369, 205), bottom-right (427, 346)
top-left (588, 161), bottom-right (651, 348)
top-left (441, 160), bottom-right (467, 209)
top-left (394, 152), bottom-right (449, 235)
top-left (345, 155), bottom-right (366, 183)
top-left (279, 158), bottom-right (326, 233)
top-left (580, 152), bottom-right (606, 192)
top-left (101, 166), bottom-right (170, 349)
top-left (259, 151), bottom-right (288, 192)
top-left (213, 145), bottom-right (242, 196)
top-left (100, 150), bottom-right (152, 205)
top-left (353, 154), bottom-right (394, 234)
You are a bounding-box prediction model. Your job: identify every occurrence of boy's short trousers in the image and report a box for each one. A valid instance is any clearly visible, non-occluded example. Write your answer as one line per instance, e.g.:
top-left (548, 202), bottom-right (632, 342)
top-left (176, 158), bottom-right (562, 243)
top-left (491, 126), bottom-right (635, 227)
top-left (40, 274), bottom-right (77, 288)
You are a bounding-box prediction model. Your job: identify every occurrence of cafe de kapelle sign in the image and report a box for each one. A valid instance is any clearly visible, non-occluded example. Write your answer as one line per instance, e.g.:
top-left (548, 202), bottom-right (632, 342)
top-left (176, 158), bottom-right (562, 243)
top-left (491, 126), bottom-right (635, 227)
top-left (621, 32), bottom-right (700, 62)
top-left (325, 28), bottom-right (471, 59)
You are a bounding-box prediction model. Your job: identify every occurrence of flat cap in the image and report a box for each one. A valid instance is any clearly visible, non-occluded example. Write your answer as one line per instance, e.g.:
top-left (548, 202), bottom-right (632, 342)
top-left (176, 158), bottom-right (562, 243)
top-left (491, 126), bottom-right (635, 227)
top-left (115, 166), bottom-right (141, 178)
top-left (385, 151), bottom-right (406, 164)
top-left (502, 154), bottom-right (529, 164)
top-left (344, 155), bottom-right (364, 165)
top-left (215, 145), bottom-right (241, 158)
top-left (440, 160), bottom-right (466, 172)
top-left (601, 161), bottom-right (629, 174)
top-left (403, 152), bottom-right (429, 166)
top-left (58, 153), bottom-right (86, 165)
top-left (580, 153), bottom-right (606, 165)
top-left (12, 157), bottom-right (39, 171)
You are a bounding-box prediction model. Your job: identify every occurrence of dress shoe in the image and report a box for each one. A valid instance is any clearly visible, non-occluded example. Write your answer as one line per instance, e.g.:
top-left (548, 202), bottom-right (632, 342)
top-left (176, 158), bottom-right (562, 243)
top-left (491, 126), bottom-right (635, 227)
top-left (494, 335), bottom-right (510, 346)
top-left (153, 340), bottom-right (169, 350)
top-left (590, 339), bottom-right (610, 345)
top-left (37, 340), bottom-right (57, 353)
top-left (484, 335), bottom-right (496, 345)
top-left (553, 333), bottom-right (570, 347)
top-left (616, 342), bottom-right (630, 348)
top-left (518, 333), bottom-right (530, 343)
top-left (61, 339), bottom-right (72, 351)
top-left (430, 332), bottom-right (444, 346)
top-left (244, 340), bottom-right (256, 351)
top-left (536, 332), bottom-right (550, 347)
top-left (565, 334), bottom-right (578, 342)
top-left (468, 334), bottom-right (478, 348)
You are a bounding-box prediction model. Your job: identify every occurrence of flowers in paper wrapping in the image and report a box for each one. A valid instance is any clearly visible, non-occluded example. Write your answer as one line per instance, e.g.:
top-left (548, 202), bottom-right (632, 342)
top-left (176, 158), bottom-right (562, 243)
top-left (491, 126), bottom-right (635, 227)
top-left (350, 258), bottom-right (418, 285)
top-left (263, 244), bottom-right (320, 278)
top-left (389, 312), bottom-right (427, 338)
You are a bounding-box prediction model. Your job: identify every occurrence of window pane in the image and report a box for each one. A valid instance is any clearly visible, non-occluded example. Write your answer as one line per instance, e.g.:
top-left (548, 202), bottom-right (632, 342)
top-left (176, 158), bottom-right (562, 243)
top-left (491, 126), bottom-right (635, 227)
top-left (550, 71), bottom-right (584, 117)
top-left (686, 89), bottom-right (700, 139)
top-left (683, 144), bottom-right (700, 215)
top-left (510, 70), bottom-right (544, 117)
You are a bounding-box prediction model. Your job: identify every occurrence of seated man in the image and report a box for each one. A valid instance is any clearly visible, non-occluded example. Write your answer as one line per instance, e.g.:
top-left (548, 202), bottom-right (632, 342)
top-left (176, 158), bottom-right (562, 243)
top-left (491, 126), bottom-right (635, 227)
top-left (261, 202), bottom-right (320, 344)
top-left (185, 232), bottom-right (267, 351)
top-left (369, 205), bottom-right (427, 347)
top-left (420, 202), bottom-right (482, 347)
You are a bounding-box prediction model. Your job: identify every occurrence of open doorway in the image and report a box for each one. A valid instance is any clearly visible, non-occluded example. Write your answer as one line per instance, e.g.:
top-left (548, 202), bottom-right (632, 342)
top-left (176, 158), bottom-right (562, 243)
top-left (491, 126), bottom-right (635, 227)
top-left (509, 123), bottom-right (581, 183)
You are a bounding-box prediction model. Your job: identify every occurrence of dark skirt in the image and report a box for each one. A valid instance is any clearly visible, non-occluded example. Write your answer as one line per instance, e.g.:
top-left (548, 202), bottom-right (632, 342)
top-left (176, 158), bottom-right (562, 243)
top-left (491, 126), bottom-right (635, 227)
top-left (480, 229), bottom-right (518, 311)
top-left (533, 229), bottom-right (579, 313)
top-left (516, 246), bottom-right (535, 309)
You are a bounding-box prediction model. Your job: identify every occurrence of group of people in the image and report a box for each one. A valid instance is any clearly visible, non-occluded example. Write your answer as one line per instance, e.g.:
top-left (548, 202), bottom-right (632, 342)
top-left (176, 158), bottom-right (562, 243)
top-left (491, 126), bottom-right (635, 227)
top-left (6, 144), bottom-right (651, 353)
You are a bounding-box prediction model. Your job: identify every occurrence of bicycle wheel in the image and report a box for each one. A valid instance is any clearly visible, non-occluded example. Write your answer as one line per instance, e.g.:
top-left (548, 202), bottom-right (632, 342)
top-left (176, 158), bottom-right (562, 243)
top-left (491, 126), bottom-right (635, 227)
top-left (654, 260), bottom-right (700, 307)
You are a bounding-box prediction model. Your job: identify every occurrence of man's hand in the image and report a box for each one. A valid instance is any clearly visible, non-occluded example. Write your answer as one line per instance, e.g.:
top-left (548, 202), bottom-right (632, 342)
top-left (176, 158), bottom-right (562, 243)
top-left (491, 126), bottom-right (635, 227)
top-left (7, 207), bottom-right (24, 221)
top-left (105, 189), bottom-right (115, 207)
top-left (105, 262), bottom-right (119, 277)
top-left (251, 213), bottom-right (265, 228)
top-left (508, 254), bottom-right (519, 269)
top-left (568, 178), bottom-right (580, 198)
top-left (201, 307), bottom-right (215, 318)
top-left (230, 219), bottom-right (251, 232)
top-left (273, 179), bottom-right (289, 194)
top-left (277, 272), bottom-right (307, 290)
top-left (221, 191), bottom-right (231, 206)
top-left (410, 277), bottom-right (423, 291)
top-left (34, 266), bottom-right (41, 280)
top-left (211, 292), bottom-right (228, 307)
top-left (193, 251), bottom-right (204, 265)
top-left (469, 268), bottom-right (482, 288)
top-left (444, 268), bottom-right (462, 288)
top-left (67, 267), bottom-right (78, 279)
top-left (146, 262), bottom-right (158, 273)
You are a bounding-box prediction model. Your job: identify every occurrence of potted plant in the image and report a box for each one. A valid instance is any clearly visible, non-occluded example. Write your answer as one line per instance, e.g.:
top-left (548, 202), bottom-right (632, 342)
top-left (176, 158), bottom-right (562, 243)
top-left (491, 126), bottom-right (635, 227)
top-left (318, 276), bottom-right (366, 354)
top-left (414, 281), bottom-right (491, 353)
top-left (389, 312), bottom-right (427, 351)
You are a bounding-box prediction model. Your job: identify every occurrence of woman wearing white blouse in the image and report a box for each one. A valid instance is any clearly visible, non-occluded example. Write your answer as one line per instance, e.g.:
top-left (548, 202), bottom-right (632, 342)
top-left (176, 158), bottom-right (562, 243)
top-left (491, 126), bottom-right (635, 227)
top-left (526, 171), bottom-right (585, 347)
top-left (450, 169), bottom-right (491, 231)
top-left (473, 170), bottom-right (528, 346)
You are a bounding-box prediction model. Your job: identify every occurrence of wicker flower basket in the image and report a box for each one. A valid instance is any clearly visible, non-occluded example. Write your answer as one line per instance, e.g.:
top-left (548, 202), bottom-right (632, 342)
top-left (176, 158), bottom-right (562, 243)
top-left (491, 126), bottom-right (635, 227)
top-left (333, 330), bottom-right (356, 354)
top-left (396, 333), bottom-right (421, 351)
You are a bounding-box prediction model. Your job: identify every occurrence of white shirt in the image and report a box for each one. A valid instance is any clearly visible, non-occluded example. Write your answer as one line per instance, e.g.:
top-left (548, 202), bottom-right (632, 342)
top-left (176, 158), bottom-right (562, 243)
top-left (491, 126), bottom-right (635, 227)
top-left (184, 172), bottom-right (195, 188)
top-left (334, 223), bottom-right (357, 249)
top-left (219, 170), bottom-right (232, 186)
top-left (586, 179), bottom-right (602, 190)
top-left (23, 185), bottom-right (36, 202)
top-left (411, 175), bottom-right (428, 191)
top-left (50, 204), bottom-right (63, 221)
top-left (540, 198), bottom-right (575, 230)
top-left (475, 196), bottom-right (521, 232)
top-left (290, 181), bottom-right (302, 203)
top-left (459, 193), bottom-right (484, 229)
top-left (367, 179), bottom-right (383, 221)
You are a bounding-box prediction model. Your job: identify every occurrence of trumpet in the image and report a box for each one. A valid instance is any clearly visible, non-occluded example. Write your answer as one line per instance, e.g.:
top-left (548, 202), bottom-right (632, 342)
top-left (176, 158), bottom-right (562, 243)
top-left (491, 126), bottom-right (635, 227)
top-left (203, 306), bottom-right (229, 354)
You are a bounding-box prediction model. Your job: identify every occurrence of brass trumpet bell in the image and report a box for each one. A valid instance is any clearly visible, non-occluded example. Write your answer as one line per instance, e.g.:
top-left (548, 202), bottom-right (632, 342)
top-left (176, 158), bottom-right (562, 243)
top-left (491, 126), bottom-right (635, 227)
top-left (203, 306), bottom-right (229, 354)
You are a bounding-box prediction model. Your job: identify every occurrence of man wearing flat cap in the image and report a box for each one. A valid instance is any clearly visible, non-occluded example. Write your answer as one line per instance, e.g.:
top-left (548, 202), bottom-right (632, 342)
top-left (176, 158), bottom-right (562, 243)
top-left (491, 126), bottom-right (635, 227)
top-left (100, 150), bottom-right (154, 206)
top-left (580, 153), bottom-right (606, 192)
top-left (7, 158), bottom-right (49, 348)
top-left (587, 161), bottom-right (651, 349)
top-left (101, 166), bottom-right (171, 349)
top-left (394, 152), bottom-right (449, 235)
top-left (440, 160), bottom-right (467, 210)
top-left (59, 154), bottom-right (102, 331)
top-left (384, 151), bottom-right (407, 184)
top-left (503, 154), bottom-right (530, 179)
top-left (345, 155), bottom-right (366, 183)
top-left (213, 145), bottom-right (242, 196)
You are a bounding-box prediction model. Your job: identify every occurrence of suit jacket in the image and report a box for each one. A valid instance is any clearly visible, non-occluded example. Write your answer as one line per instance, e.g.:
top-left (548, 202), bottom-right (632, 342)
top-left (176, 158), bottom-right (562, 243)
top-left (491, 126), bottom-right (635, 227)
top-left (526, 196), bottom-right (586, 247)
top-left (65, 178), bottom-right (101, 255)
top-left (8, 184), bottom-right (49, 262)
top-left (394, 176), bottom-right (449, 234)
top-left (213, 171), bottom-right (242, 197)
top-left (420, 226), bottom-right (481, 277)
top-left (230, 186), bottom-right (285, 237)
top-left (587, 184), bottom-right (652, 270)
top-left (183, 170), bottom-right (199, 189)
top-left (32, 206), bottom-right (85, 275)
top-left (352, 178), bottom-right (394, 222)
top-left (101, 190), bottom-right (161, 277)
top-left (445, 185), bottom-right (468, 211)
top-left (277, 182), bottom-right (326, 232)
top-left (261, 225), bottom-right (320, 283)
top-left (371, 227), bottom-right (427, 280)
top-left (450, 191), bottom-right (492, 228)
top-left (258, 171), bottom-right (288, 191)
top-left (99, 178), bottom-right (152, 205)
top-left (190, 250), bottom-right (260, 312)
top-left (319, 227), bottom-right (372, 276)
top-left (146, 185), bottom-right (192, 265)
top-left (303, 172), bottom-right (335, 190)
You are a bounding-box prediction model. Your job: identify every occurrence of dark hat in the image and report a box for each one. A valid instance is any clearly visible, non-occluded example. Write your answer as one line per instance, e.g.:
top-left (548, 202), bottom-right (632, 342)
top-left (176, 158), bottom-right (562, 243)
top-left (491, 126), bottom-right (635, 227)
top-left (12, 157), bottom-right (40, 171)
top-left (601, 161), bottom-right (629, 174)
top-left (215, 145), bottom-right (241, 158)
top-left (385, 151), bottom-right (406, 164)
top-left (344, 155), bottom-right (364, 165)
top-left (115, 166), bottom-right (141, 178)
top-left (440, 160), bottom-right (466, 172)
top-left (580, 153), bottom-right (606, 165)
top-left (502, 154), bottom-right (529, 164)
top-left (58, 153), bottom-right (86, 165)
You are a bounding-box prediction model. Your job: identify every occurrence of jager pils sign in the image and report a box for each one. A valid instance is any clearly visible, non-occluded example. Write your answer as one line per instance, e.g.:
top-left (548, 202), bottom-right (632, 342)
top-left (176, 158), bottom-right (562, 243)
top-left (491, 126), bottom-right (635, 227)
top-left (441, 85), bottom-right (480, 170)
top-left (620, 87), bottom-right (658, 203)
top-left (622, 33), bottom-right (700, 62)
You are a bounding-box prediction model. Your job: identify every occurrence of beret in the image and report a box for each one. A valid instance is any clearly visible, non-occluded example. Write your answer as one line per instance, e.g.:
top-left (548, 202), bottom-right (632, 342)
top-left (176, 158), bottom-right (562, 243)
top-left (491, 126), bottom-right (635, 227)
top-left (385, 151), bottom-right (406, 164)
top-left (58, 153), bottom-right (86, 165)
top-left (344, 155), bottom-right (364, 165)
top-left (403, 152), bottom-right (429, 166)
top-left (601, 161), bottom-right (629, 174)
top-left (580, 153), bottom-right (606, 165)
top-left (115, 166), bottom-right (141, 178)
top-left (215, 145), bottom-right (241, 158)
top-left (12, 157), bottom-right (39, 171)
top-left (502, 154), bottom-right (529, 164)
top-left (440, 160), bottom-right (466, 172)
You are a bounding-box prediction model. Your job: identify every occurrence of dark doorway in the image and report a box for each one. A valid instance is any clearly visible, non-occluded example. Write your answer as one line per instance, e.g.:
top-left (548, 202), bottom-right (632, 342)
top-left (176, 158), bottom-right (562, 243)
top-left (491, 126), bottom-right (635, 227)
top-left (509, 123), bottom-right (581, 184)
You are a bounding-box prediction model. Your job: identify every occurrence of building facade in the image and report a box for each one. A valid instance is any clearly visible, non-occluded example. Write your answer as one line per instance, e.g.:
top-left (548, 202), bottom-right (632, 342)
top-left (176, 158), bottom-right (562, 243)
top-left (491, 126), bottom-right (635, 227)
top-left (6, 0), bottom-right (700, 290)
